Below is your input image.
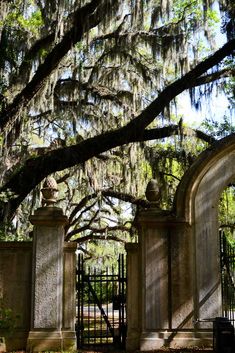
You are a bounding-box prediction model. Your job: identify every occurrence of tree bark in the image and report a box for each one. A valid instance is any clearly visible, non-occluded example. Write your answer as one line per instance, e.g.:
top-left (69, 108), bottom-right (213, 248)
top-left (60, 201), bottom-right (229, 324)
top-left (0, 0), bottom-right (117, 133)
top-left (0, 39), bottom-right (234, 221)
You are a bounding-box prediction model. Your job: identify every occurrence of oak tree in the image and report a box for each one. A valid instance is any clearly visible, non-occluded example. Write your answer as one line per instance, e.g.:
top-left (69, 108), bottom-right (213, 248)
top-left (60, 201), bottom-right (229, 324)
top-left (0, 0), bottom-right (234, 252)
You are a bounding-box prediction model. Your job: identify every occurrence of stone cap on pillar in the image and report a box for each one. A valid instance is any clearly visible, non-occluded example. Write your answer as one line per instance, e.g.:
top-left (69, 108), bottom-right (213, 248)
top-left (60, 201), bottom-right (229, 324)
top-left (30, 206), bottom-right (68, 226)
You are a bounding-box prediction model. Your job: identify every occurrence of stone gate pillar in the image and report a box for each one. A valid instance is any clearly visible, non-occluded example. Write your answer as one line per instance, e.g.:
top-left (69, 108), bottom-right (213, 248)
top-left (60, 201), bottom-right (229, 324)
top-left (27, 177), bottom-right (68, 352)
top-left (134, 180), bottom-right (198, 350)
top-left (137, 205), bottom-right (171, 350)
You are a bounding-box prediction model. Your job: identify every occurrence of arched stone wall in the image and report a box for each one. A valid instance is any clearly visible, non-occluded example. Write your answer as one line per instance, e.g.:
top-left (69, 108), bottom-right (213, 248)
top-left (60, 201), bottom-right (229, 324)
top-left (126, 134), bottom-right (235, 351)
top-left (175, 134), bottom-right (235, 325)
top-left (174, 133), bottom-right (235, 222)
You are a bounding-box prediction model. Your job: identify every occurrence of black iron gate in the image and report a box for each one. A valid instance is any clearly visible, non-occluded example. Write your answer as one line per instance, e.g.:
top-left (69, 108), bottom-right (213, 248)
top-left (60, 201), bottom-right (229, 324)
top-left (220, 231), bottom-right (235, 326)
top-left (76, 254), bottom-right (127, 348)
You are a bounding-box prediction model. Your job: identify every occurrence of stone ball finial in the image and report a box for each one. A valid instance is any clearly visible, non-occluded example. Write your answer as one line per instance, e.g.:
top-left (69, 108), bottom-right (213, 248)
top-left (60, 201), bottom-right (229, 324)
top-left (145, 179), bottom-right (161, 205)
top-left (41, 176), bottom-right (59, 206)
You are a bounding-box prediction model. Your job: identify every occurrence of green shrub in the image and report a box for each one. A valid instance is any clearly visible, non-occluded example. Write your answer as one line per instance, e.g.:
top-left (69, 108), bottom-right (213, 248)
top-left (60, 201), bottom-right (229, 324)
top-left (0, 301), bottom-right (19, 332)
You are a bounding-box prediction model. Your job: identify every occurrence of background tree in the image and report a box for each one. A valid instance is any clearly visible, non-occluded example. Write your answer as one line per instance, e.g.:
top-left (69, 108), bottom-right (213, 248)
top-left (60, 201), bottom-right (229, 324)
top-left (0, 0), bottom-right (234, 260)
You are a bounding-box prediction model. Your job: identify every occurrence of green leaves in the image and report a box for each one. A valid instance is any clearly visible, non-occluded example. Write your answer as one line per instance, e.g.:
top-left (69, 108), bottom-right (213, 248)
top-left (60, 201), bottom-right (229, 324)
top-left (5, 9), bottom-right (43, 35)
top-left (0, 300), bottom-right (20, 332)
top-left (0, 189), bottom-right (18, 203)
top-left (202, 116), bottom-right (235, 138)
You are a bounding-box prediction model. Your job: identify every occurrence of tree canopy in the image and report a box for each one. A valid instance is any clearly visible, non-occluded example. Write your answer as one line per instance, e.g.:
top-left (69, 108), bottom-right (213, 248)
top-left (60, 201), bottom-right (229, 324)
top-left (0, 0), bottom-right (234, 256)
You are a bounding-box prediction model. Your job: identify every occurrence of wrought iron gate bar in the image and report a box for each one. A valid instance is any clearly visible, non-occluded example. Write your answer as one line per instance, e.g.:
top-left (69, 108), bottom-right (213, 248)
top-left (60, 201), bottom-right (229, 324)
top-left (86, 276), bottom-right (115, 337)
top-left (76, 254), bottom-right (127, 348)
top-left (220, 231), bottom-right (235, 326)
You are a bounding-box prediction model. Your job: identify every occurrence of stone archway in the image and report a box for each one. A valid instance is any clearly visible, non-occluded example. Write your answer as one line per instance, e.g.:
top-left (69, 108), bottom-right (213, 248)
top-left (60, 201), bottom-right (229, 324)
top-left (174, 133), bottom-right (235, 327)
top-left (175, 133), bottom-right (235, 222)
top-left (125, 133), bottom-right (235, 351)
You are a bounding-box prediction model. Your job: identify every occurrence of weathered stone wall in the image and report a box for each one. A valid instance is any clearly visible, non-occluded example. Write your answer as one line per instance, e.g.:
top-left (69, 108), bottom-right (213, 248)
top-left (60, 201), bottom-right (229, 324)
top-left (0, 242), bottom-right (32, 350)
top-left (0, 241), bottom-right (77, 351)
top-left (133, 210), bottom-right (202, 350)
top-left (127, 134), bottom-right (235, 351)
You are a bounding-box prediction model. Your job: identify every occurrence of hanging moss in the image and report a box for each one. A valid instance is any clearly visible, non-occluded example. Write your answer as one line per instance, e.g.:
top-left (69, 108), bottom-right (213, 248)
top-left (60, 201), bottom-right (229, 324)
top-left (0, 0), bottom-right (232, 229)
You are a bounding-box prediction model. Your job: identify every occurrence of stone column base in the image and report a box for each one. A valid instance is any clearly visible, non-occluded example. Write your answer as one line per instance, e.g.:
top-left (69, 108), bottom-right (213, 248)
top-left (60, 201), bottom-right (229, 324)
top-left (140, 330), bottom-right (213, 350)
top-left (1, 330), bottom-right (29, 352)
top-left (27, 330), bottom-right (77, 352)
top-left (126, 330), bottom-right (140, 351)
top-left (62, 330), bottom-right (77, 351)
top-left (27, 331), bottom-right (63, 352)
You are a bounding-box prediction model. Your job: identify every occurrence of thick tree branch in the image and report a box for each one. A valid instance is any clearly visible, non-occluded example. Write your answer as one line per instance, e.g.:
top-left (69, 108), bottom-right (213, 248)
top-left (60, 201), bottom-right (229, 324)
top-left (194, 129), bottom-right (216, 144)
top-left (66, 225), bottom-right (130, 240)
top-left (56, 79), bottom-right (131, 105)
top-left (7, 32), bottom-right (55, 96)
top-left (70, 233), bottom-right (127, 243)
top-left (69, 201), bottom-right (98, 229)
top-left (23, 124), bottom-right (215, 159)
top-left (194, 68), bottom-right (235, 86)
top-left (0, 39), bottom-right (234, 220)
top-left (66, 190), bottom-right (149, 235)
top-left (140, 125), bottom-right (216, 144)
top-left (0, 126), bottom-right (215, 219)
top-left (0, 0), bottom-right (118, 133)
top-left (66, 208), bottom-right (100, 239)
top-left (7, 0), bottom-right (90, 93)
top-left (220, 223), bottom-right (235, 229)
top-left (126, 39), bottom-right (235, 135)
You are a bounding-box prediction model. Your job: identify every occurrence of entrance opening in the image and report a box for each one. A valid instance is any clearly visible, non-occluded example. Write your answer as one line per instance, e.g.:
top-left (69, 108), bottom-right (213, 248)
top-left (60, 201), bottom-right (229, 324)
top-left (219, 186), bottom-right (235, 326)
top-left (76, 254), bottom-right (127, 349)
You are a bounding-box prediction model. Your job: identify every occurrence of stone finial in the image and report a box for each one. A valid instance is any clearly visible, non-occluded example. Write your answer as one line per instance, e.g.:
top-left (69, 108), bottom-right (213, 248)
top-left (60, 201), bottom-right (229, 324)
top-left (145, 179), bottom-right (161, 206)
top-left (41, 176), bottom-right (58, 206)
